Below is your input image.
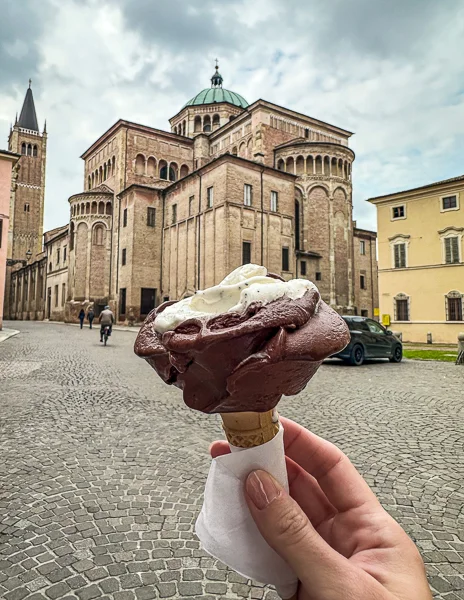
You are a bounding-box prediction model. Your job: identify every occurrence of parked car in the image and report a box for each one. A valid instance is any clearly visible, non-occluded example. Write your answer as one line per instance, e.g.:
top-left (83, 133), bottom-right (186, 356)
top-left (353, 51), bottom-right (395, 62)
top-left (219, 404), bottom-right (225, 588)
top-left (332, 316), bottom-right (403, 366)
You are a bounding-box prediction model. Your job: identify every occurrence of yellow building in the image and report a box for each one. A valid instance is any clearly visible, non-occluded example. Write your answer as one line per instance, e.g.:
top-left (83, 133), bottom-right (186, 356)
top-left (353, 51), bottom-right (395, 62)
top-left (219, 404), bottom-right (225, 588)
top-left (368, 175), bottom-right (464, 343)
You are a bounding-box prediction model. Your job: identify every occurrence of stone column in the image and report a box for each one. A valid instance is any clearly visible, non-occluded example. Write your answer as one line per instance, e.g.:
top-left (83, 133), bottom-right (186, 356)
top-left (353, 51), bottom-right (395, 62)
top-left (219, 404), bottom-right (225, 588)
top-left (85, 220), bottom-right (91, 302)
top-left (329, 194), bottom-right (336, 306)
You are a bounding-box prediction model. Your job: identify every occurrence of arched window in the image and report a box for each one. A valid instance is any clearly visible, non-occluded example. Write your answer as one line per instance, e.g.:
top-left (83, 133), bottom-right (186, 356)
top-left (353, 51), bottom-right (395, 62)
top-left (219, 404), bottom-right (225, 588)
top-left (103, 164), bottom-right (107, 180)
top-left (93, 225), bottom-right (104, 246)
top-left (338, 158), bottom-right (343, 177)
top-left (159, 160), bottom-right (168, 180)
top-left (112, 156), bottom-right (115, 176)
top-left (81, 203), bottom-right (85, 214)
top-left (86, 202), bottom-right (90, 214)
top-left (247, 138), bottom-right (252, 159)
top-left (180, 164), bottom-right (189, 178)
top-left (307, 156), bottom-right (314, 174)
top-left (33, 145), bottom-right (38, 157)
top-left (232, 146), bottom-right (238, 156)
top-left (331, 157), bottom-right (337, 176)
top-left (286, 156), bottom-right (295, 174)
top-left (212, 114), bottom-right (220, 130)
top-left (91, 173), bottom-right (95, 188)
top-left (99, 166), bottom-right (103, 183)
top-left (91, 202), bottom-right (97, 214)
top-left (182, 120), bottom-right (186, 135)
top-left (295, 199), bottom-right (301, 250)
top-left (21, 142), bottom-right (26, 155)
top-left (135, 153), bottom-right (145, 175)
top-left (27, 144), bottom-right (32, 156)
top-left (147, 157), bottom-right (157, 177)
top-left (88, 176), bottom-right (91, 190)
top-left (296, 155), bottom-right (305, 175)
top-left (169, 162), bottom-right (178, 182)
top-left (323, 156), bottom-right (330, 175)
top-left (277, 158), bottom-right (285, 171)
top-left (98, 201), bottom-right (104, 214)
top-left (203, 115), bottom-right (211, 133)
top-left (105, 202), bottom-right (112, 216)
top-left (304, 128), bottom-right (309, 139)
top-left (107, 160), bottom-right (111, 177)
top-left (194, 116), bottom-right (202, 132)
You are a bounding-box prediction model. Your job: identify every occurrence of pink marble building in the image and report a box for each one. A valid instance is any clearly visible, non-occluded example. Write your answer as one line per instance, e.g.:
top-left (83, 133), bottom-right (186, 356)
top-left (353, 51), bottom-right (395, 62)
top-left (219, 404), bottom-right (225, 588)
top-left (0, 150), bottom-right (20, 329)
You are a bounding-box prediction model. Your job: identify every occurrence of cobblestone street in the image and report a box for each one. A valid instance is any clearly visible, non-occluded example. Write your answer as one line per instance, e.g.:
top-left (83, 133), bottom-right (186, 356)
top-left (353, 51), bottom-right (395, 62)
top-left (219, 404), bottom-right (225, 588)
top-left (0, 321), bottom-right (463, 600)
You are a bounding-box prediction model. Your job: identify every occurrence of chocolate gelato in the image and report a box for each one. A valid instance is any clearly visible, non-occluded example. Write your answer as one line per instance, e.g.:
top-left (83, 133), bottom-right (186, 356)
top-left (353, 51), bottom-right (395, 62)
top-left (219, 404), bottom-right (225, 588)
top-left (134, 265), bottom-right (350, 414)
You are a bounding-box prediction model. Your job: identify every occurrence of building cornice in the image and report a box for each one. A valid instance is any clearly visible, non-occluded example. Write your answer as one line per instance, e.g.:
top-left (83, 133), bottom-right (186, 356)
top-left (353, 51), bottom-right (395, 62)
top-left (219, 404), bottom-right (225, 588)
top-left (367, 175), bottom-right (464, 204)
top-left (0, 149), bottom-right (21, 164)
top-left (274, 140), bottom-right (355, 159)
top-left (80, 119), bottom-right (193, 159)
top-left (118, 153), bottom-right (296, 199)
top-left (249, 99), bottom-right (353, 137)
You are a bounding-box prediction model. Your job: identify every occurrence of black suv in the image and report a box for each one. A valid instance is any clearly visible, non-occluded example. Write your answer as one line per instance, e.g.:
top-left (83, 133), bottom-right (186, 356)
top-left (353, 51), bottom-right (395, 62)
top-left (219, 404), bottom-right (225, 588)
top-left (333, 316), bottom-right (403, 366)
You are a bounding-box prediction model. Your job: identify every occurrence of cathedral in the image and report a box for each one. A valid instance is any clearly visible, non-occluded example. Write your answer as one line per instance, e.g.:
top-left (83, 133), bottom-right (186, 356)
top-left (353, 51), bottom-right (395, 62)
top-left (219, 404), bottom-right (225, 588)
top-left (6, 66), bottom-right (378, 324)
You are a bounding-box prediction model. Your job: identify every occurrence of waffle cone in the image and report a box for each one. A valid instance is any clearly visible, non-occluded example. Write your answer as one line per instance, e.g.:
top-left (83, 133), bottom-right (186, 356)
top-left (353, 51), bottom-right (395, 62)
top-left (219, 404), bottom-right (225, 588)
top-left (221, 410), bottom-right (279, 448)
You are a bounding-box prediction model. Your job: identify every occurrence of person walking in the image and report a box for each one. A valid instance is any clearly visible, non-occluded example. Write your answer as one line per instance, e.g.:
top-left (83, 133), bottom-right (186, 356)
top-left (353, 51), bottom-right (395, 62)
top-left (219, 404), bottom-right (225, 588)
top-left (87, 307), bottom-right (95, 329)
top-left (78, 308), bottom-right (85, 329)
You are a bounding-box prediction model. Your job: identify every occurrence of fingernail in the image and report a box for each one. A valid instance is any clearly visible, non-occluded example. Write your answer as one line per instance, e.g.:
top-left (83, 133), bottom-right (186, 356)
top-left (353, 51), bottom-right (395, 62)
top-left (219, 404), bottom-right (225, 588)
top-left (246, 470), bottom-right (281, 509)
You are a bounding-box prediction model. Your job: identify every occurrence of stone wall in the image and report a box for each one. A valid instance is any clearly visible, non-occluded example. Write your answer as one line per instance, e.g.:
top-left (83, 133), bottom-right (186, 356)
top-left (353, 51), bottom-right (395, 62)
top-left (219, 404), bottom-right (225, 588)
top-left (161, 157), bottom-right (296, 300)
top-left (353, 228), bottom-right (379, 318)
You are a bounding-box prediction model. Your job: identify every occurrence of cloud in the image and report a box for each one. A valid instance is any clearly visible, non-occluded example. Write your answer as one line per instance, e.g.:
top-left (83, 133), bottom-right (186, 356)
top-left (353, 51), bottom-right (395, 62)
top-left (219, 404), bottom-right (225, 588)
top-left (0, 0), bottom-right (463, 235)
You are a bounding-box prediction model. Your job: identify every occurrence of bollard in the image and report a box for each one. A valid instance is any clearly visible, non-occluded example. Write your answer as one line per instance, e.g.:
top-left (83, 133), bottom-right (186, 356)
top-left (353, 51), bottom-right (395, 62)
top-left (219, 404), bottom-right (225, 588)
top-left (456, 333), bottom-right (464, 365)
top-left (427, 332), bottom-right (432, 344)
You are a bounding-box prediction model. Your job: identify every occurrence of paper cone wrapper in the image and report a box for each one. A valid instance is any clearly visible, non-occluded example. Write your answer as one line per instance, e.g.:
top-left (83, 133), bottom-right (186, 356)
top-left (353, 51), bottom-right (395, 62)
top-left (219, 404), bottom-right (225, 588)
top-left (196, 412), bottom-right (298, 599)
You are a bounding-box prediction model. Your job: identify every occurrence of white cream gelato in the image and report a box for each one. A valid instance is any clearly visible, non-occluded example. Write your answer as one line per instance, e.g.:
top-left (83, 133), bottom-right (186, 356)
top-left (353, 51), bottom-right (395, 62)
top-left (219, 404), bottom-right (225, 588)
top-left (154, 264), bottom-right (316, 333)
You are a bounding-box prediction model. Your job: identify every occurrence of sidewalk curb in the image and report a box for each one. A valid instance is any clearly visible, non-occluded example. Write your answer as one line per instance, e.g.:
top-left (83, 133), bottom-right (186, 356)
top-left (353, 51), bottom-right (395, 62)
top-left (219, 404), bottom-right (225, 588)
top-left (65, 323), bottom-right (140, 334)
top-left (0, 329), bottom-right (20, 344)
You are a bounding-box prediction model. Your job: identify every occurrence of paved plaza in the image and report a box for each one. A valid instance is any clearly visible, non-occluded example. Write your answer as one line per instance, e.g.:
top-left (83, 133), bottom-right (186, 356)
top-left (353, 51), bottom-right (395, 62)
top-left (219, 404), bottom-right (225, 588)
top-left (0, 321), bottom-right (463, 600)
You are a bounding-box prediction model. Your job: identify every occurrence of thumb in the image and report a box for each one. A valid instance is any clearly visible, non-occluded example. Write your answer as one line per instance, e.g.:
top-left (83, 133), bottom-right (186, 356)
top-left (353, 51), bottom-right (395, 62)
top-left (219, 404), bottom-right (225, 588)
top-left (245, 470), bottom-right (355, 594)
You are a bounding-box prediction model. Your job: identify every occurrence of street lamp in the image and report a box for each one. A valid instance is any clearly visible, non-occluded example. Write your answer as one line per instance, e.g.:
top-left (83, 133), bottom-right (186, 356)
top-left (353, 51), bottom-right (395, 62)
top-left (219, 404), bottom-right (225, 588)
top-left (6, 250), bottom-right (33, 267)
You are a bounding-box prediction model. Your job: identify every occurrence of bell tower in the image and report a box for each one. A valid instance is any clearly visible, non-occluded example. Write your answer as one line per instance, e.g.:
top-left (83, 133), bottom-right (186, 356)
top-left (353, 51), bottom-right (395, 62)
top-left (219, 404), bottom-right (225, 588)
top-left (8, 80), bottom-right (47, 262)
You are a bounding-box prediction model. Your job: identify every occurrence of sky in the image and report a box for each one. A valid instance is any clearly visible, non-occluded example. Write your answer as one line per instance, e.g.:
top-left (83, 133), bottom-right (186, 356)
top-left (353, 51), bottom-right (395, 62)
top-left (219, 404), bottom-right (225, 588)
top-left (1, 0), bottom-right (464, 234)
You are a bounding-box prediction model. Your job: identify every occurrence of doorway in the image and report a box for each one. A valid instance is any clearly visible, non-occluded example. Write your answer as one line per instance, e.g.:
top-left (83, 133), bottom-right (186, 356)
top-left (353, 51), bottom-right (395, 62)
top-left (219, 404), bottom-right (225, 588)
top-left (140, 288), bottom-right (156, 317)
top-left (46, 287), bottom-right (51, 319)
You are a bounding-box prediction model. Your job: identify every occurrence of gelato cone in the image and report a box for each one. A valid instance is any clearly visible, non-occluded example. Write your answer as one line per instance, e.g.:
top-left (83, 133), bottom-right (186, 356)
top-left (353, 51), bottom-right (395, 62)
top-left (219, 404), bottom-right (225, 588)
top-left (134, 264), bottom-right (350, 599)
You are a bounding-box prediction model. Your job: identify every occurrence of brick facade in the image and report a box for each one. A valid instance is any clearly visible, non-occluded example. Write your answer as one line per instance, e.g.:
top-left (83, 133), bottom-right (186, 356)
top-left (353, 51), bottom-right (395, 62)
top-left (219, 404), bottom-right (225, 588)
top-left (7, 74), bottom-right (379, 324)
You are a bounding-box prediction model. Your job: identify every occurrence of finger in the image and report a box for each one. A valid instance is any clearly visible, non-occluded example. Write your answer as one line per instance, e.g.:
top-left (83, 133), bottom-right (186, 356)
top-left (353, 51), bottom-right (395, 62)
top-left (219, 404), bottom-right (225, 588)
top-left (245, 469), bottom-right (359, 594)
top-left (286, 456), bottom-right (336, 529)
top-left (280, 417), bottom-right (378, 512)
top-left (209, 440), bottom-right (230, 459)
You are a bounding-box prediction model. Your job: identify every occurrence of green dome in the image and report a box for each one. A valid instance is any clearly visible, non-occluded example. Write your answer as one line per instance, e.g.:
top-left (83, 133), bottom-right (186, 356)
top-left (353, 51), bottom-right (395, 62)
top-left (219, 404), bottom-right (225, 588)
top-left (183, 87), bottom-right (248, 109)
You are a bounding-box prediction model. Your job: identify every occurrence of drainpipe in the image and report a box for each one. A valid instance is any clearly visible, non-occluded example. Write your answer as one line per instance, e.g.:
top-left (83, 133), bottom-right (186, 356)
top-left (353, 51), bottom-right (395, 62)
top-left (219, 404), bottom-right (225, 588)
top-left (370, 236), bottom-right (374, 318)
top-left (260, 167), bottom-right (264, 265)
top-left (109, 196), bottom-right (114, 301)
top-left (197, 172), bottom-right (202, 289)
top-left (160, 191), bottom-right (165, 303)
top-left (115, 130), bottom-right (127, 307)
